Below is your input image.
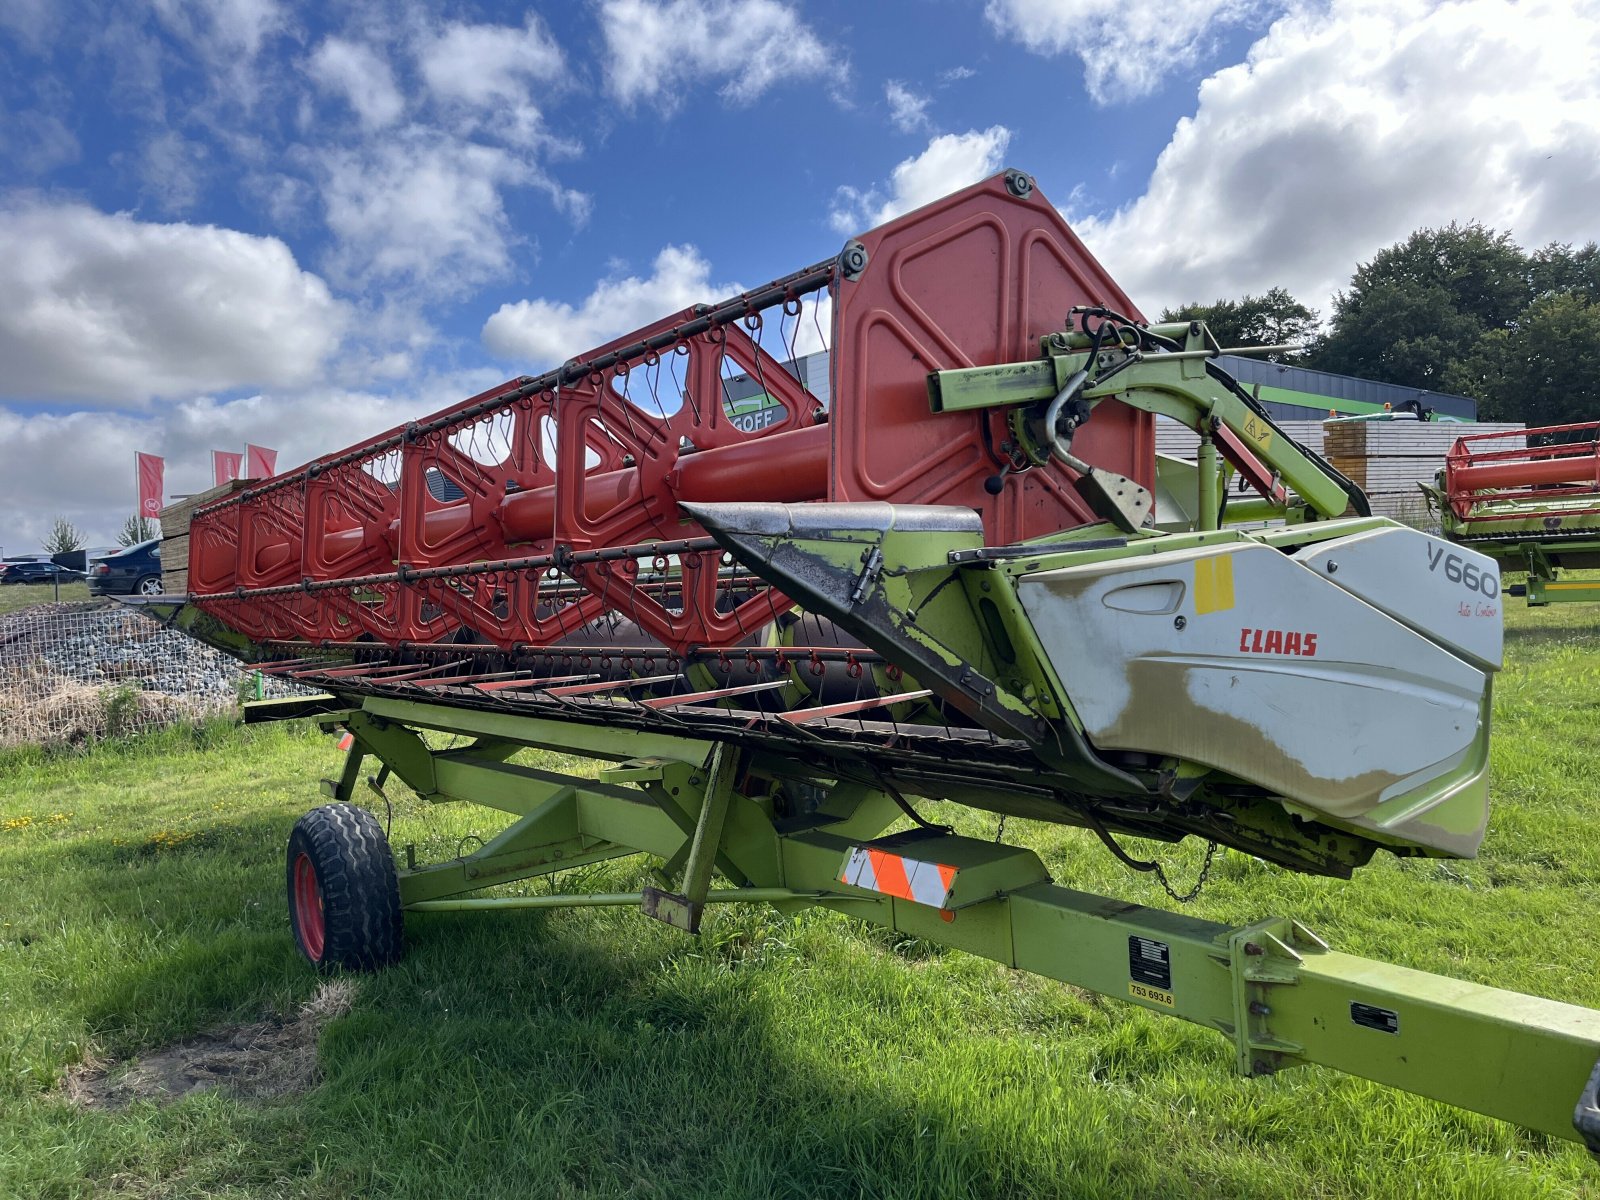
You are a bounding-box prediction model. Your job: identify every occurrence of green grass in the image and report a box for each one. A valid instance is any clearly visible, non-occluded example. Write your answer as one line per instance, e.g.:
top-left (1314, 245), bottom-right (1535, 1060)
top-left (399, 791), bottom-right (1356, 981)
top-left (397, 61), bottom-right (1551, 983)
top-left (1, 605), bottom-right (1598, 1198)
top-left (0, 581), bottom-right (91, 615)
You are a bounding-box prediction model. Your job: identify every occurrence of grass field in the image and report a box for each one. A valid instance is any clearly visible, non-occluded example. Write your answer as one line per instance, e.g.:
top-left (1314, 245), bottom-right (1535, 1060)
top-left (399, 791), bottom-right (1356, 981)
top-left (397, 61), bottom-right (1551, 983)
top-left (1, 602), bottom-right (1597, 1198)
top-left (0, 582), bottom-right (91, 615)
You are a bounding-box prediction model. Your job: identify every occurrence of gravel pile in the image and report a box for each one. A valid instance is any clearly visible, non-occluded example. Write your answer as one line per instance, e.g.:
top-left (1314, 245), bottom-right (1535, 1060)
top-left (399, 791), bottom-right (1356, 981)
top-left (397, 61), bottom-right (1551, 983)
top-left (0, 600), bottom-right (305, 748)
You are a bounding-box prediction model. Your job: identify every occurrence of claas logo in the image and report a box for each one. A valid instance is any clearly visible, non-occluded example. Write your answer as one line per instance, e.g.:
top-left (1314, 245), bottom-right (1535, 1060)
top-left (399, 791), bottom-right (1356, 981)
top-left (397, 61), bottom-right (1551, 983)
top-left (1239, 628), bottom-right (1319, 656)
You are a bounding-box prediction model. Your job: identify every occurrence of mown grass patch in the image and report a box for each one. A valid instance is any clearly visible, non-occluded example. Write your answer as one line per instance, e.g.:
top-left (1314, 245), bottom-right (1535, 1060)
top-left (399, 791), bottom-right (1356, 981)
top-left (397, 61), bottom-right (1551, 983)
top-left (0, 582), bottom-right (91, 615)
top-left (0, 604), bottom-right (1597, 1198)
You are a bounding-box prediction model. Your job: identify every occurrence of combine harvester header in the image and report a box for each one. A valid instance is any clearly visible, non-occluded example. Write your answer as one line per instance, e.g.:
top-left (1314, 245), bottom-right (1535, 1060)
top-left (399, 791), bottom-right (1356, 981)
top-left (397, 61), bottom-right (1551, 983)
top-left (144, 170), bottom-right (1600, 1162)
top-left (1428, 420), bottom-right (1600, 604)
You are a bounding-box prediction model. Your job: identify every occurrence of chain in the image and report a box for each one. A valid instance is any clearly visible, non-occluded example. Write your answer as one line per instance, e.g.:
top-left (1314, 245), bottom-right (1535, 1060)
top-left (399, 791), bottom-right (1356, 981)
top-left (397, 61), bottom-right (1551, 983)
top-left (1150, 840), bottom-right (1219, 904)
top-left (994, 814), bottom-right (1007, 844)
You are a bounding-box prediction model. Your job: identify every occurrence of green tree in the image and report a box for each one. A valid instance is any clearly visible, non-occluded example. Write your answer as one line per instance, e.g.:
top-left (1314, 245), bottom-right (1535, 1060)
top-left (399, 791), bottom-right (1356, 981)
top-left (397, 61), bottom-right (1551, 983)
top-left (1159, 287), bottom-right (1319, 362)
top-left (1312, 223), bottom-right (1530, 389)
top-left (1447, 292), bottom-right (1600, 426)
top-left (118, 515), bottom-right (157, 546)
top-left (41, 516), bottom-right (86, 555)
top-left (1529, 241), bottom-right (1600, 301)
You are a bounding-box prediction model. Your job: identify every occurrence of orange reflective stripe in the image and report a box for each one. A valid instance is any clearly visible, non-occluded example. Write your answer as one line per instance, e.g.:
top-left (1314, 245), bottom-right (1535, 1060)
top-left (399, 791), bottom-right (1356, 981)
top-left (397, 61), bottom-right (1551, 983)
top-left (840, 845), bottom-right (958, 908)
top-left (869, 848), bottom-right (913, 900)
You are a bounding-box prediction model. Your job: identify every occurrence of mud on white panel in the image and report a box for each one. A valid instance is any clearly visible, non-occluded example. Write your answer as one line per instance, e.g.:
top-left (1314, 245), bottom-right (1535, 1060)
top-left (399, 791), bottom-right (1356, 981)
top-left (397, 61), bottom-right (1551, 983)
top-left (1015, 540), bottom-right (1490, 845)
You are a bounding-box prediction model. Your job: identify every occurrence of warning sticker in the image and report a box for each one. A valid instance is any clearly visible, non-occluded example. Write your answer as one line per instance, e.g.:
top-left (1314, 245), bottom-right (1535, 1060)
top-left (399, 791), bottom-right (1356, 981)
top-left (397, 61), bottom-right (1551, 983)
top-left (1241, 413), bottom-right (1274, 452)
top-left (1129, 935), bottom-right (1172, 990)
top-left (1129, 981), bottom-right (1175, 1007)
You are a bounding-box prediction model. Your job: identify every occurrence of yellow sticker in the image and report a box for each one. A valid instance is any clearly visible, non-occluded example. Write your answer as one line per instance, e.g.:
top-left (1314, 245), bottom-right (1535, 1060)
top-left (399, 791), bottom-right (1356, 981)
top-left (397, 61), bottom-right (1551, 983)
top-left (1193, 554), bottom-right (1236, 615)
top-left (1130, 981), bottom-right (1175, 1007)
top-left (1241, 413), bottom-right (1274, 452)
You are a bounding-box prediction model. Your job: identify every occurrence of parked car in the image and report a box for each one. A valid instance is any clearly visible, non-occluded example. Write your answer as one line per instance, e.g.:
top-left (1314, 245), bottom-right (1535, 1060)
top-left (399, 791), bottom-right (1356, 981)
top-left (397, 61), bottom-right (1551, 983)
top-left (88, 539), bottom-right (163, 596)
top-left (0, 560), bottom-right (85, 585)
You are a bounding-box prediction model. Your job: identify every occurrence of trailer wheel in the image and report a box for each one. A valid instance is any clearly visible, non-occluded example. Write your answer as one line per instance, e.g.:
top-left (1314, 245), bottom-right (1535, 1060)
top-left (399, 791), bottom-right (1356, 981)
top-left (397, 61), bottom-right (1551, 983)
top-left (286, 804), bottom-right (404, 973)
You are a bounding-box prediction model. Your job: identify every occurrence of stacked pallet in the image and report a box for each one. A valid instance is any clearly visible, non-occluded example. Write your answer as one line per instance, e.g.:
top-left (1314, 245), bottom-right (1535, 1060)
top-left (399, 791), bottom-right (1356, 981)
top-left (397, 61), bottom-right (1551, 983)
top-left (1323, 420), bottom-right (1525, 521)
top-left (157, 480), bottom-right (249, 595)
top-left (1155, 418), bottom-right (1326, 460)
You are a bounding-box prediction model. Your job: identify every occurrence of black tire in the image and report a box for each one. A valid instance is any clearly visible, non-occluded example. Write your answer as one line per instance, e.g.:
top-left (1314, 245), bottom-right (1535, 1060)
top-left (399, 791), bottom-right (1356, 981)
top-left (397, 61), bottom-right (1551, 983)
top-left (286, 804), bottom-right (404, 973)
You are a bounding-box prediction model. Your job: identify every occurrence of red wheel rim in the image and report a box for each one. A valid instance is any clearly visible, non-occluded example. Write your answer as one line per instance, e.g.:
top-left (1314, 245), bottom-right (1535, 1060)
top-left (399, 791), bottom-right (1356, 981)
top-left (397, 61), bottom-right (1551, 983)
top-left (293, 852), bottom-right (325, 961)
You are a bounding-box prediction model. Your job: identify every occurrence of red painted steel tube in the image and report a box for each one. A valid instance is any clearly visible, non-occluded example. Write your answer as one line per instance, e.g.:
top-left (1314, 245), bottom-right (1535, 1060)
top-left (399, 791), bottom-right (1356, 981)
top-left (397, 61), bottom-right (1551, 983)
top-left (1450, 451), bottom-right (1600, 493)
top-left (287, 423), bottom-right (831, 564)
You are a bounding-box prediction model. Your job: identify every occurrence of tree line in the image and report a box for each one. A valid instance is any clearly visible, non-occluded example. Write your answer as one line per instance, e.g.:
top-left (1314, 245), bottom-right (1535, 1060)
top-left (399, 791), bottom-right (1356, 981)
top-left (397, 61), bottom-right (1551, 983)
top-left (39, 515), bottom-right (156, 555)
top-left (1160, 224), bottom-right (1600, 427)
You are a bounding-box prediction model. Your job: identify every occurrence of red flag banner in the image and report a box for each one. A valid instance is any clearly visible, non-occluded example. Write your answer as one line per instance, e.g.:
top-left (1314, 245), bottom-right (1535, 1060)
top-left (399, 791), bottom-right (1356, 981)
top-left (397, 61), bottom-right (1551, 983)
top-left (245, 444), bottom-right (278, 478)
top-left (213, 450), bottom-right (244, 487)
top-left (136, 452), bottom-right (164, 519)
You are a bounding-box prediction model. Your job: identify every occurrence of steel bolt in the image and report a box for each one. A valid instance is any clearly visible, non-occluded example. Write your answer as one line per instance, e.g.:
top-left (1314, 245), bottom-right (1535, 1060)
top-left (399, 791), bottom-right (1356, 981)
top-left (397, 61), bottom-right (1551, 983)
top-left (1174, 615), bottom-right (1187, 630)
top-left (1326, 561), bottom-right (1339, 574)
top-left (1249, 1001), bottom-right (1271, 1016)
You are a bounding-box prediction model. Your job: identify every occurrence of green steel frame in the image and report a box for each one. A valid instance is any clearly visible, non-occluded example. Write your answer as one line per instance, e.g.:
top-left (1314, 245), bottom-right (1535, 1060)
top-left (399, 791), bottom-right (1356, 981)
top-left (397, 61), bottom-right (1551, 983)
top-left (294, 692), bottom-right (1600, 1155)
top-left (1509, 540), bottom-right (1600, 607)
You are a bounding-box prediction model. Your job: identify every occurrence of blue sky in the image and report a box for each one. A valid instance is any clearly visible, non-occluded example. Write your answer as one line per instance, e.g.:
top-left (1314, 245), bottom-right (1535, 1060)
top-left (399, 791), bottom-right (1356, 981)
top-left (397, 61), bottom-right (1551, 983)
top-left (2, 0), bottom-right (1596, 546)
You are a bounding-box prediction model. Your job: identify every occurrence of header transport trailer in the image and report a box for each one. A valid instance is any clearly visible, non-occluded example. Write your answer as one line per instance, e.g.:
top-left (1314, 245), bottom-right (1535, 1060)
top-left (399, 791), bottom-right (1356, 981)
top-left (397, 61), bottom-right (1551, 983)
top-left (1427, 420), bottom-right (1600, 605)
top-left (136, 171), bottom-right (1600, 1161)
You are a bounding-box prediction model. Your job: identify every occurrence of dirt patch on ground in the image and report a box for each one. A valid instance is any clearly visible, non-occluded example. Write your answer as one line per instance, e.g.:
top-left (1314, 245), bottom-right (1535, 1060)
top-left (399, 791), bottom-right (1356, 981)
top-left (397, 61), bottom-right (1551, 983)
top-left (64, 980), bottom-right (356, 1109)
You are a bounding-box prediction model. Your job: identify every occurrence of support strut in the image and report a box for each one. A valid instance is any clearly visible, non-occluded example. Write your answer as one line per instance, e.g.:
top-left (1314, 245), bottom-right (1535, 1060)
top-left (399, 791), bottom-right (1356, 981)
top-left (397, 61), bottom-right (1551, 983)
top-left (304, 694), bottom-right (1600, 1155)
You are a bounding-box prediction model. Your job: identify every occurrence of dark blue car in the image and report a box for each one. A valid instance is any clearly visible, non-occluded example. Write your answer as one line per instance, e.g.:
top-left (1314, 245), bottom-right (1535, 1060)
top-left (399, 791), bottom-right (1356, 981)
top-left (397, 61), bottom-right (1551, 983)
top-left (88, 539), bottom-right (163, 596)
top-left (0, 560), bottom-right (84, 585)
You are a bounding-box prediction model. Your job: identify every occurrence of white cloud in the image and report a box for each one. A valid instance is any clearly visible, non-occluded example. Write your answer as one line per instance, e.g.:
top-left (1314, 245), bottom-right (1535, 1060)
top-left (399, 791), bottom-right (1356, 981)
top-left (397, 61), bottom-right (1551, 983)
top-left (1075, 0), bottom-right (1600, 315)
top-left (137, 130), bottom-right (209, 213)
top-left (599, 0), bottom-right (836, 109)
top-left (984, 0), bottom-right (1275, 104)
top-left (829, 126), bottom-right (1012, 235)
top-left (411, 13), bottom-right (573, 151)
top-left (0, 0), bottom-right (58, 53)
top-left (149, 0), bottom-right (287, 58)
top-left (316, 131), bottom-right (553, 295)
top-left (0, 376), bottom-right (507, 548)
top-left (884, 81), bottom-right (932, 133)
top-left (416, 13), bottom-right (563, 109)
top-left (304, 20), bottom-right (587, 296)
top-left (482, 245), bottom-right (741, 366)
top-left (940, 65), bottom-right (977, 83)
top-left (147, 0), bottom-right (292, 112)
top-left (308, 37), bottom-right (405, 130)
top-left (0, 201), bottom-right (348, 405)
top-left (0, 107), bottom-right (81, 176)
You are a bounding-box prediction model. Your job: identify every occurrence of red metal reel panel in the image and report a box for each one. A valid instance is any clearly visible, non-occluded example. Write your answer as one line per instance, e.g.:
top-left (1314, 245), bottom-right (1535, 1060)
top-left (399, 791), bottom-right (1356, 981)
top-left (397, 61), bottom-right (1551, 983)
top-left (397, 381), bottom-right (543, 569)
top-left (830, 170), bottom-right (1152, 543)
top-left (549, 316), bottom-right (823, 552)
top-left (411, 567), bottom-right (608, 652)
top-left (303, 468), bottom-right (398, 583)
top-left (236, 486), bottom-right (307, 591)
top-left (543, 317), bottom-right (818, 651)
top-left (188, 505), bottom-right (241, 596)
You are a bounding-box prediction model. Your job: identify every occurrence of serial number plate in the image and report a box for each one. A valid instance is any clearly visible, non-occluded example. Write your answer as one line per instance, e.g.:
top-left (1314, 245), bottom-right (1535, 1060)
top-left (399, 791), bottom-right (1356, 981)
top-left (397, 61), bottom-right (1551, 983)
top-left (1129, 981), bottom-right (1175, 1007)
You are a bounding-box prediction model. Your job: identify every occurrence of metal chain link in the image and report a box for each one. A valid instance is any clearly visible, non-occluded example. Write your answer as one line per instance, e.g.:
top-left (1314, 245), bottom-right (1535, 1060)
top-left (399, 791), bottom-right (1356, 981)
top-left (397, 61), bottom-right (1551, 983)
top-left (1150, 839), bottom-right (1219, 904)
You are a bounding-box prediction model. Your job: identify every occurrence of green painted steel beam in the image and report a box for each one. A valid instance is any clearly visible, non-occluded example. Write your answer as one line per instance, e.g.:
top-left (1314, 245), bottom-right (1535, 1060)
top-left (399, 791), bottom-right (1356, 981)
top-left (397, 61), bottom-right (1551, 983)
top-left (1528, 577), bottom-right (1600, 605)
top-left (331, 693), bottom-right (1600, 1150)
top-left (924, 332), bottom-right (1356, 519)
top-left (359, 695), bottom-right (714, 764)
top-left (406, 888), bottom-right (830, 912)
